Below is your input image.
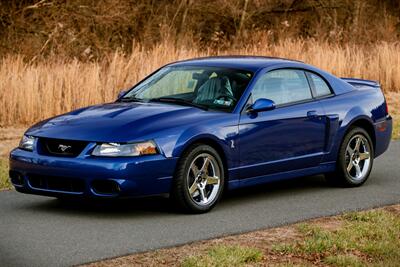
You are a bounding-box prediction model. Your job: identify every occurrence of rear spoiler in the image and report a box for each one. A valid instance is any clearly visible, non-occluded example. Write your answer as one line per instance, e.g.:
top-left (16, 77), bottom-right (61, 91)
top-left (341, 78), bottom-right (380, 89)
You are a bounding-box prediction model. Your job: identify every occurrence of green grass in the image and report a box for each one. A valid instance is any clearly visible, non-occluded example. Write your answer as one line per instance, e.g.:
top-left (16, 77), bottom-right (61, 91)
top-left (272, 210), bottom-right (400, 266)
top-left (181, 245), bottom-right (263, 267)
top-left (0, 158), bottom-right (11, 190)
top-left (324, 254), bottom-right (364, 267)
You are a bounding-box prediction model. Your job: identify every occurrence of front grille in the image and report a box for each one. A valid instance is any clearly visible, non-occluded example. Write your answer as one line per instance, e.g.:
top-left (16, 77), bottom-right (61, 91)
top-left (27, 174), bottom-right (85, 193)
top-left (39, 138), bottom-right (88, 157)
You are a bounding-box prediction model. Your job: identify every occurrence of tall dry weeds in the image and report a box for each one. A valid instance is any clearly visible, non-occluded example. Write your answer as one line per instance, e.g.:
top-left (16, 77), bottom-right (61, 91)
top-left (0, 40), bottom-right (399, 126)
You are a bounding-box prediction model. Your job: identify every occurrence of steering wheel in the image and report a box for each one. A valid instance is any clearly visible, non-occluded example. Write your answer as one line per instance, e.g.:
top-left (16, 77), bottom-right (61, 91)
top-left (215, 94), bottom-right (236, 103)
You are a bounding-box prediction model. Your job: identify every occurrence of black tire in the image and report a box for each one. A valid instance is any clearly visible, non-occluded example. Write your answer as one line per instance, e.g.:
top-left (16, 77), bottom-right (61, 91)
top-left (325, 126), bottom-right (374, 187)
top-left (170, 144), bottom-right (225, 213)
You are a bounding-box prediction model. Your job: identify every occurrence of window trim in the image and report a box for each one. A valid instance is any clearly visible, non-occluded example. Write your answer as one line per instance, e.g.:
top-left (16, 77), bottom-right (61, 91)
top-left (242, 93), bottom-right (318, 114)
top-left (241, 67), bottom-right (336, 114)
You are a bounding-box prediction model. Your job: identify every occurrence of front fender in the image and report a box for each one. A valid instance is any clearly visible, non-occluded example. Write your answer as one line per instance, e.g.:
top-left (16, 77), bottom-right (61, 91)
top-left (173, 124), bottom-right (238, 165)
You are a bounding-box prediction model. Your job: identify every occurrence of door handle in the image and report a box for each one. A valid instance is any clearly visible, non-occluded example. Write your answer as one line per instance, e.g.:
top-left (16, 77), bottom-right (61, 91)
top-left (307, 110), bottom-right (319, 118)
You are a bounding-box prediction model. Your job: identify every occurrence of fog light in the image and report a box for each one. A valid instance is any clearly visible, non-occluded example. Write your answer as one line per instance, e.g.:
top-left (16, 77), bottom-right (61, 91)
top-left (9, 171), bottom-right (24, 186)
top-left (91, 180), bottom-right (120, 195)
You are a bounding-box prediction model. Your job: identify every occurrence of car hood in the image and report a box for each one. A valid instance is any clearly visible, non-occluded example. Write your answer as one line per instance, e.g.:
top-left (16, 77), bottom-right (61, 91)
top-left (26, 102), bottom-right (225, 142)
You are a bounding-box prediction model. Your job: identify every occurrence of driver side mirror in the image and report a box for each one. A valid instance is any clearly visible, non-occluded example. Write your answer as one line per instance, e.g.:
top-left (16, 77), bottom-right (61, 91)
top-left (247, 98), bottom-right (276, 113)
top-left (117, 90), bottom-right (127, 100)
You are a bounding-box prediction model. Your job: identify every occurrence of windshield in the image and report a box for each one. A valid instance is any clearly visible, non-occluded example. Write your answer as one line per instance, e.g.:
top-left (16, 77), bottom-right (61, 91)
top-left (121, 66), bottom-right (253, 112)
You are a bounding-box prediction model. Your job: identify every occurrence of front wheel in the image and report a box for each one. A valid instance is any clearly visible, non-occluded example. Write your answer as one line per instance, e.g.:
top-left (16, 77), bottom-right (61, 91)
top-left (171, 144), bottom-right (225, 213)
top-left (326, 127), bottom-right (374, 187)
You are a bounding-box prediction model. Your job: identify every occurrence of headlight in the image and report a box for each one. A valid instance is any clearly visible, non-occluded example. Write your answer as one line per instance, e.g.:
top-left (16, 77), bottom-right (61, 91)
top-left (19, 135), bottom-right (36, 151)
top-left (91, 141), bottom-right (158, 157)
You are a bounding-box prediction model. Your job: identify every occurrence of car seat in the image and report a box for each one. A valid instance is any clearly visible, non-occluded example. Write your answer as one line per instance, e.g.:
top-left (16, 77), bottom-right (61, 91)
top-left (193, 76), bottom-right (234, 103)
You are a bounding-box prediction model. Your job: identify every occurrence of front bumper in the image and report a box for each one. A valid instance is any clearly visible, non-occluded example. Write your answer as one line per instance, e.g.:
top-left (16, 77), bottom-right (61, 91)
top-left (9, 148), bottom-right (178, 198)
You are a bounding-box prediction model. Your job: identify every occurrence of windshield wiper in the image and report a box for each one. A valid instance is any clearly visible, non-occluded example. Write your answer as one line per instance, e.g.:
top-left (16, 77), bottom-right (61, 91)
top-left (119, 96), bottom-right (145, 102)
top-left (149, 97), bottom-right (208, 111)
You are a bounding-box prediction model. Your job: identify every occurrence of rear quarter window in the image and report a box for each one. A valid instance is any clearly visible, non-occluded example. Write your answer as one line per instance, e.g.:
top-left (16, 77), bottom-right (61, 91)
top-left (309, 73), bottom-right (332, 97)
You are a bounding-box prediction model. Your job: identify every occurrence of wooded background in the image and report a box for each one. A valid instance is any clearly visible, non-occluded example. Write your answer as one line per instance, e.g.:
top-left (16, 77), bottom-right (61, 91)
top-left (1, 0), bottom-right (399, 60)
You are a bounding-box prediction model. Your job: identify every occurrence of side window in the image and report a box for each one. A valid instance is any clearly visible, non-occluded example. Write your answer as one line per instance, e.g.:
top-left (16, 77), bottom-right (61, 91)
top-left (309, 73), bottom-right (332, 97)
top-left (251, 69), bottom-right (312, 105)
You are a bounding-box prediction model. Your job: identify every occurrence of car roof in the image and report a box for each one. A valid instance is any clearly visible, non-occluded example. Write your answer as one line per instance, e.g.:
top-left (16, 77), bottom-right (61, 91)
top-left (169, 56), bottom-right (303, 72)
top-left (168, 55), bottom-right (354, 96)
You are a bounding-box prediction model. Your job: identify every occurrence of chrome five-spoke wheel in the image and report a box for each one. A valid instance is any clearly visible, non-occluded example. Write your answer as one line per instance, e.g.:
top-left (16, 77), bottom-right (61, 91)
top-left (345, 134), bottom-right (371, 181)
top-left (326, 126), bottom-right (374, 187)
top-left (171, 144), bottom-right (225, 213)
top-left (187, 153), bottom-right (221, 206)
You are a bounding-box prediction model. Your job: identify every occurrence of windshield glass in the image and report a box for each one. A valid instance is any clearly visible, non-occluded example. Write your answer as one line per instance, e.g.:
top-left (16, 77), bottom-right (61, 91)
top-left (121, 66), bottom-right (253, 112)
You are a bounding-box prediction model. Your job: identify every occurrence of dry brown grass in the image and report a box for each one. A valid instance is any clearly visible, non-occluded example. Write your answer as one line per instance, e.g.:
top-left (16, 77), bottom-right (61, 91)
top-left (386, 92), bottom-right (400, 140)
top-left (0, 39), bottom-right (399, 126)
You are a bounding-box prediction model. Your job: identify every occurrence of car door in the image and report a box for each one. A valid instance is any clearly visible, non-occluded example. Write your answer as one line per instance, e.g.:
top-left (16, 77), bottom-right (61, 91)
top-left (238, 69), bottom-right (327, 179)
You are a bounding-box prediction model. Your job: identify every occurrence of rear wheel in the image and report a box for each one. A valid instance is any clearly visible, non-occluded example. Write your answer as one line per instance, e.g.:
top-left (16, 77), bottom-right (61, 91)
top-left (171, 144), bottom-right (224, 213)
top-left (326, 127), bottom-right (374, 187)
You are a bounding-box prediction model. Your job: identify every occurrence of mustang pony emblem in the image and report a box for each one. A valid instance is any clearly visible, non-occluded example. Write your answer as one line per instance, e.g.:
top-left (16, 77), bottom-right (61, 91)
top-left (58, 144), bottom-right (71, 152)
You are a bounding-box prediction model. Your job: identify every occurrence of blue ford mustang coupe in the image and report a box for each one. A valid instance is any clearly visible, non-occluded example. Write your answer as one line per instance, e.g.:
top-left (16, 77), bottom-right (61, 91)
top-left (10, 56), bottom-right (392, 213)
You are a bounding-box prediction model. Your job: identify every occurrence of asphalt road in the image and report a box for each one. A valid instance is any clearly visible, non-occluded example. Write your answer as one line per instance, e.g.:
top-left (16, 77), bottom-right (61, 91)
top-left (1, 142), bottom-right (399, 267)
